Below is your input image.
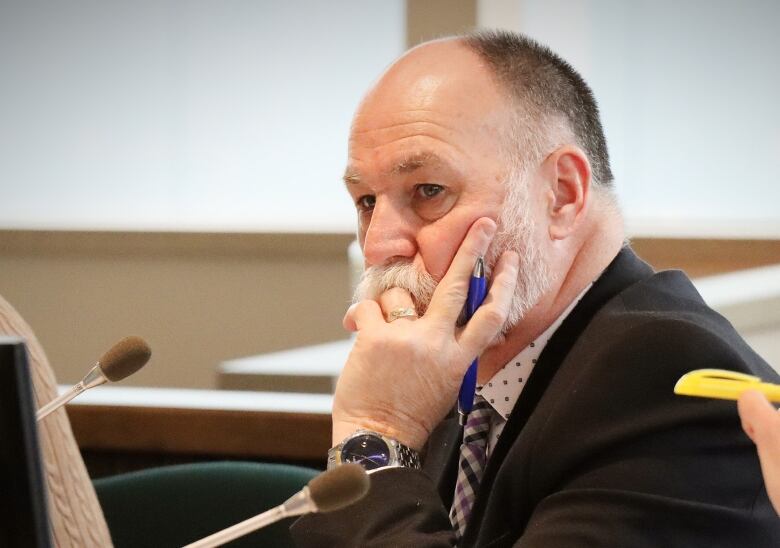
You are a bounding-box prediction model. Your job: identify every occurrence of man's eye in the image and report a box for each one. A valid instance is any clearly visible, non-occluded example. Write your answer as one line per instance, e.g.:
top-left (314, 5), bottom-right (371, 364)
top-left (416, 184), bottom-right (444, 198)
top-left (356, 195), bottom-right (376, 210)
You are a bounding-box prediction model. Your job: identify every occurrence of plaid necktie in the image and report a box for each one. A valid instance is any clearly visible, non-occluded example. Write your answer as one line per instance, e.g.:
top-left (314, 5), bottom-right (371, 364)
top-left (449, 396), bottom-right (493, 541)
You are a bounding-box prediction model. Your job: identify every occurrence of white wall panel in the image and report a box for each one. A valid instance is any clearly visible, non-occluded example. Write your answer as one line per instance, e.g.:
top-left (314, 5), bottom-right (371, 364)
top-left (0, 1), bottom-right (404, 231)
top-left (478, 0), bottom-right (780, 237)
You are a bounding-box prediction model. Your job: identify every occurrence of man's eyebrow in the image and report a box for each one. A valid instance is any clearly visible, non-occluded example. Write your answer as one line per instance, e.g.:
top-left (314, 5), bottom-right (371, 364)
top-left (391, 152), bottom-right (444, 175)
top-left (343, 170), bottom-right (361, 185)
top-left (342, 152), bottom-right (445, 186)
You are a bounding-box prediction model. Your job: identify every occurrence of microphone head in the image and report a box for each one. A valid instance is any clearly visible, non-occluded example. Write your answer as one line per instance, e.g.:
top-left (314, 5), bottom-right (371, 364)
top-left (97, 336), bottom-right (151, 382)
top-left (308, 464), bottom-right (370, 513)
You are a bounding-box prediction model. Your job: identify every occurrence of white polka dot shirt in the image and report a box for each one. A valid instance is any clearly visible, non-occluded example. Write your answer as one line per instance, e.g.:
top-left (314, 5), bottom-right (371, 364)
top-left (476, 284), bottom-right (593, 456)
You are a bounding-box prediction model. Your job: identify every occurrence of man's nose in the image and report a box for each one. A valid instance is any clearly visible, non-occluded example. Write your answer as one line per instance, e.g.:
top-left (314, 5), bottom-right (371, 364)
top-left (361, 201), bottom-right (416, 267)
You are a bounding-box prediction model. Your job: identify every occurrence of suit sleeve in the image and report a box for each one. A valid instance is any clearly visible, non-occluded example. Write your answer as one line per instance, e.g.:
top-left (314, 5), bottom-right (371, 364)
top-left (290, 467), bottom-right (454, 547)
top-left (512, 315), bottom-right (779, 547)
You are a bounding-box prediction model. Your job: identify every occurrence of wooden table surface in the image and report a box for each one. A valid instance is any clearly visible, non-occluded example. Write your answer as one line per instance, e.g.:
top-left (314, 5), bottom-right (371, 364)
top-left (64, 386), bottom-right (333, 474)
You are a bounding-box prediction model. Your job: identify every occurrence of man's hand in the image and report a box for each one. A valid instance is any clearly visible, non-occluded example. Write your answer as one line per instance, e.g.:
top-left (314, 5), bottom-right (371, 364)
top-left (738, 389), bottom-right (780, 514)
top-left (332, 218), bottom-right (520, 450)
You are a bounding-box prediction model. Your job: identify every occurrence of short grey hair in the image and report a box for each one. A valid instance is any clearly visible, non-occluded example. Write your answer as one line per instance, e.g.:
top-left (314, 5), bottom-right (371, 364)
top-left (462, 30), bottom-right (614, 189)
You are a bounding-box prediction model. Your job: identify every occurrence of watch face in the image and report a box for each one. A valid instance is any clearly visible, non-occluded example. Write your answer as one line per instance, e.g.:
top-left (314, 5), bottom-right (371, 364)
top-left (341, 434), bottom-right (391, 470)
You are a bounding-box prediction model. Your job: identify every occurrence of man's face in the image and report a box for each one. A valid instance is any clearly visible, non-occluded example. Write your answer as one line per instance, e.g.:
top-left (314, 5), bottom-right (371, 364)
top-left (346, 41), bottom-right (550, 323)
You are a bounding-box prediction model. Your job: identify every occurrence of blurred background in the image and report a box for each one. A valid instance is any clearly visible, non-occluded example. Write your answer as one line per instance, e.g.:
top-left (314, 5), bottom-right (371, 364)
top-left (1, 0), bottom-right (778, 398)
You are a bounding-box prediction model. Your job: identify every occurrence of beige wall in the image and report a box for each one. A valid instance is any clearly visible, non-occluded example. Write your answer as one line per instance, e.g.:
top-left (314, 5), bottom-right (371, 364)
top-left (0, 231), bottom-right (353, 388)
top-left (406, 0), bottom-right (476, 47)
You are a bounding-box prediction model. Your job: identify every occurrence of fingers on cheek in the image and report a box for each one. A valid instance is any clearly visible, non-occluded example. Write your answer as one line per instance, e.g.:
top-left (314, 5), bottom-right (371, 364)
top-left (429, 280), bottom-right (469, 317)
top-left (488, 253), bottom-right (519, 304)
top-left (453, 254), bottom-right (518, 352)
top-left (457, 310), bottom-right (502, 358)
top-left (473, 263), bottom-right (519, 334)
top-left (478, 306), bottom-right (508, 335)
top-left (443, 220), bottom-right (494, 282)
top-left (495, 251), bottom-right (520, 281)
top-left (468, 218), bottom-right (497, 252)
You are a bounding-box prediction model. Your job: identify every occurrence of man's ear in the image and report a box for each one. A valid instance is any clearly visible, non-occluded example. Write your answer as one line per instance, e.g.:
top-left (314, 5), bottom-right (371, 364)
top-left (544, 145), bottom-right (591, 240)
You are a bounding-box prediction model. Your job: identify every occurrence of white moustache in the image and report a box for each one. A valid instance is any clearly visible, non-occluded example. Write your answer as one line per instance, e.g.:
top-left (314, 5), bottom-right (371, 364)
top-left (353, 261), bottom-right (438, 314)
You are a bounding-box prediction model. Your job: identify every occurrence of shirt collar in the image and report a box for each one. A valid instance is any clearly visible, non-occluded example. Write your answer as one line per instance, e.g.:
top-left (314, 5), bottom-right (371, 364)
top-left (476, 283), bottom-right (593, 420)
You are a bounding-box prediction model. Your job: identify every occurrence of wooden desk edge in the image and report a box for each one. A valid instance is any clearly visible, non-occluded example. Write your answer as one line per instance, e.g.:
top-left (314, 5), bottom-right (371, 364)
top-left (67, 404), bottom-right (332, 461)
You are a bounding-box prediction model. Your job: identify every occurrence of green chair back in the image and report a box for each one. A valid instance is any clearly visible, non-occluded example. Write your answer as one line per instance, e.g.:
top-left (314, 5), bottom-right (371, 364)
top-left (94, 461), bottom-right (319, 548)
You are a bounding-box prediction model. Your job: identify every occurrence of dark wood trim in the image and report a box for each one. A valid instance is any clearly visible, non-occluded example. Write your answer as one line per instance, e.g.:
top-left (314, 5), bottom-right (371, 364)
top-left (631, 238), bottom-right (780, 278)
top-left (67, 405), bottom-right (332, 461)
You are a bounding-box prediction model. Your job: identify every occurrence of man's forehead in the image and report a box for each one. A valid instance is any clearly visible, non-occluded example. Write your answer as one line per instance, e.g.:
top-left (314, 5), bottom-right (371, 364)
top-left (343, 41), bottom-right (511, 186)
top-left (353, 41), bottom-right (505, 129)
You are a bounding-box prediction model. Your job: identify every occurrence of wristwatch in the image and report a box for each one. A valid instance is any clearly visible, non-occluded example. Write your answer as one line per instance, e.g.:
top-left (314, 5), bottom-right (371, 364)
top-left (327, 429), bottom-right (421, 471)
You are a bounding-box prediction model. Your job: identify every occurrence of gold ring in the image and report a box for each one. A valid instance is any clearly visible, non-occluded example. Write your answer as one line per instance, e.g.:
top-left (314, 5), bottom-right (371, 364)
top-left (388, 307), bottom-right (418, 322)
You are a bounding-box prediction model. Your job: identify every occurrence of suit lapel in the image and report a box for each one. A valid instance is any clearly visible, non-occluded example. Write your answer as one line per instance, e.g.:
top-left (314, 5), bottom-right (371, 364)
top-left (463, 247), bottom-right (655, 545)
top-left (423, 412), bottom-right (462, 508)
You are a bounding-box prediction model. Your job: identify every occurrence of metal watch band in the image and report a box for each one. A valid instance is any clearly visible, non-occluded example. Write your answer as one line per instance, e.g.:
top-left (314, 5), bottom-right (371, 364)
top-left (327, 429), bottom-right (421, 470)
top-left (395, 440), bottom-right (422, 469)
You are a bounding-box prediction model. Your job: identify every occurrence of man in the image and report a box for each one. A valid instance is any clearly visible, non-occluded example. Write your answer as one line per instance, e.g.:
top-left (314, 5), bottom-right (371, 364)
top-left (292, 31), bottom-right (780, 546)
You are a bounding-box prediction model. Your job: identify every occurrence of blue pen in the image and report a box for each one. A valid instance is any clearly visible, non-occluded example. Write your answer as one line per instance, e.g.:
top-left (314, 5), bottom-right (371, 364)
top-left (458, 257), bottom-right (487, 423)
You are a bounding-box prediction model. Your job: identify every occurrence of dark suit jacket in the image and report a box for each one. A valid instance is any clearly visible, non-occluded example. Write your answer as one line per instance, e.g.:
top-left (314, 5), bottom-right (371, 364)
top-left (292, 248), bottom-right (780, 547)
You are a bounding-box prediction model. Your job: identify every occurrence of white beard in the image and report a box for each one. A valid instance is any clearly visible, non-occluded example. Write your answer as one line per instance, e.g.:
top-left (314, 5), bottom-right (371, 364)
top-left (484, 169), bottom-right (553, 331)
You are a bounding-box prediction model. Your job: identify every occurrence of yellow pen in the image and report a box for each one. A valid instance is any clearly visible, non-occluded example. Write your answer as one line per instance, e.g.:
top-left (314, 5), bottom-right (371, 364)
top-left (674, 369), bottom-right (780, 403)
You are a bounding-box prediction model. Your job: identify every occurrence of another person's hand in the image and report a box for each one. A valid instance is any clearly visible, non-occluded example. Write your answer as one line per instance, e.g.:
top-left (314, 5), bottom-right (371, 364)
top-left (738, 389), bottom-right (780, 514)
top-left (332, 218), bottom-right (519, 450)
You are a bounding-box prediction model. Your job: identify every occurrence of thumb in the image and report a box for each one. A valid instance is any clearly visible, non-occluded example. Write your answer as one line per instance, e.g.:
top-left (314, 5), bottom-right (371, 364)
top-left (738, 390), bottom-right (780, 449)
top-left (738, 389), bottom-right (780, 515)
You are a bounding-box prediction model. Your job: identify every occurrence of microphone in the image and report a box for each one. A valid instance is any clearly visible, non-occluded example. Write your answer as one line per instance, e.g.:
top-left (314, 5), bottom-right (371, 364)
top-left (183, 463), bottom-right (370, 548)
top-left (36, 336), bottom-right (151, 421)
